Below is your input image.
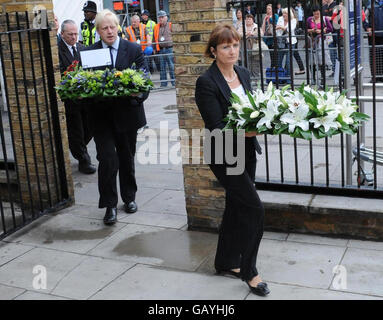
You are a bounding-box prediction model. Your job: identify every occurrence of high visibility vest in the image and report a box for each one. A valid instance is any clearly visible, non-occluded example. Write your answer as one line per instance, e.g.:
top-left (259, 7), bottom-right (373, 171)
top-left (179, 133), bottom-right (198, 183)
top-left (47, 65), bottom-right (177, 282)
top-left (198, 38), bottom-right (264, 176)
top-left (153, 22), bottom-right (172, 51)
top-left (126, 24), bottom-right (148, 51)
top-left (81, 21), bottom-right (96, 46)
top-left (118, 25), bottom-right (126, 39)
top-left (144, 19), bottom-right (156, 40)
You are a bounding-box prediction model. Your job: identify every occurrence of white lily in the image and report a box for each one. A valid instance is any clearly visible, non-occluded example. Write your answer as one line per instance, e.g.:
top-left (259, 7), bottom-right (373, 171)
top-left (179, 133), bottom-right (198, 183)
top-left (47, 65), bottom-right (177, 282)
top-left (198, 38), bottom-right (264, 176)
top-left (280, 103), bottom-right (310, 132)
top-left (309, 111), bottom-right (340, 133)
top-left (335, 99), bottom-right (357, 124)
top-left (256, 99), bottom-right (281, 129)
top-left (284, 91), bottom-right (307, 111)
top-left (250, 110), bottom-right (260, 119)
top-left (232, 102), bottom-right (243, 112)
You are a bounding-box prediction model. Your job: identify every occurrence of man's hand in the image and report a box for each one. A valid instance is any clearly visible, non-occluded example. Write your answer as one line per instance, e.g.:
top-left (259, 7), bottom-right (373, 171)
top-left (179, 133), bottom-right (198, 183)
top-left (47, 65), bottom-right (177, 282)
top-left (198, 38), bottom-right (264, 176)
top-left (367, 28), bottom-right (372, 36)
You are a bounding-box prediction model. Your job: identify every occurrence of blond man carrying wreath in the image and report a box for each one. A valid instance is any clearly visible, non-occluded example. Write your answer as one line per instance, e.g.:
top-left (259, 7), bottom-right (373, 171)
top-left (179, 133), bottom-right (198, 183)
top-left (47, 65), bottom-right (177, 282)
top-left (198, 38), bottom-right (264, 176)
top-left (85, 9), bottom-right (149, 225)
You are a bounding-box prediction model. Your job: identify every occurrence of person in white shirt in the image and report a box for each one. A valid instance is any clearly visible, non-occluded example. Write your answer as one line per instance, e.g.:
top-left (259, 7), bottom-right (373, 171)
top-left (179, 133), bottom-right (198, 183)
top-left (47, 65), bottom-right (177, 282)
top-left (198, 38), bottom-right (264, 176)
top-left (276, 8), bottom-right (305, 75)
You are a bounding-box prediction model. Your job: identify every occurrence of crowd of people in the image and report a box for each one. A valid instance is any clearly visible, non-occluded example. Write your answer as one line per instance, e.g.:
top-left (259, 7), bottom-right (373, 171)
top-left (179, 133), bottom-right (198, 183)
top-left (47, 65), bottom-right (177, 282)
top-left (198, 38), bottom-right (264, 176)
top-left (232, 0), bottom-right (382, 85)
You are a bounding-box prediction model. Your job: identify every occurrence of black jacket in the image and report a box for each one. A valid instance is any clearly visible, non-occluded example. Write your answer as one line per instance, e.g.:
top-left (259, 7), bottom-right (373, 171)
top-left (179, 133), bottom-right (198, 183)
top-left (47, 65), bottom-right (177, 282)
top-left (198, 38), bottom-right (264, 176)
top-left (86, 38), bottom-right (148, 132)
top-left (58, 40), bottom-right (84, 74)
top-left (195, 61), bottom-right (262, 156)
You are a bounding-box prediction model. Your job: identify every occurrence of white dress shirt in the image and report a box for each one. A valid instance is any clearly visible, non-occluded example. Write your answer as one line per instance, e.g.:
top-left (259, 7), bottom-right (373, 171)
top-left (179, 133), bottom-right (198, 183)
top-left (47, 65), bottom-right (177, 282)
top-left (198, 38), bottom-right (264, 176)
top-left (102, 37), bottom-right (120, 67)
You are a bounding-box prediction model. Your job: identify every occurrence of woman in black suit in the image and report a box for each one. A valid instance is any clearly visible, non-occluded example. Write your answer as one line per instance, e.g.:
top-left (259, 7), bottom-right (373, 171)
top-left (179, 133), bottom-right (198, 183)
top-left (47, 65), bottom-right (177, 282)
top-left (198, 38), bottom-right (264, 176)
top-left (195, 24), bottom-right (270, 297)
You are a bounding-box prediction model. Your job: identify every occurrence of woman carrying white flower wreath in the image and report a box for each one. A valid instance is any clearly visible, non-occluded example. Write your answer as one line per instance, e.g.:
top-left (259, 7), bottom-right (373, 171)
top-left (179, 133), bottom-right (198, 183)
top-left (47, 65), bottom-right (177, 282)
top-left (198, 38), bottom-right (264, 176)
top-left (195, 24), bottom-right (270, 297)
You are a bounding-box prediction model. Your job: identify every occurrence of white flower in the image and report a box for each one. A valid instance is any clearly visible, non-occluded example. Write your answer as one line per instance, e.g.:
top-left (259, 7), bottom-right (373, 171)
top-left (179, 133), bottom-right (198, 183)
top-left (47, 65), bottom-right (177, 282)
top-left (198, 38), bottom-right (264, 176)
top-left (284, 91), bottom-right (307, 111)
top-left (309, 111), bottom-right (340, 132)
top-left (335, 99), bottom-right (357, 124)
top-left (250, 110), bottom-right (260, 119)
top-left (280, 103), bottom-right (310, 132)
top-left (232, 102), bottom-right (243, 112)
top-left (256, 99), bottom-right (281, 129)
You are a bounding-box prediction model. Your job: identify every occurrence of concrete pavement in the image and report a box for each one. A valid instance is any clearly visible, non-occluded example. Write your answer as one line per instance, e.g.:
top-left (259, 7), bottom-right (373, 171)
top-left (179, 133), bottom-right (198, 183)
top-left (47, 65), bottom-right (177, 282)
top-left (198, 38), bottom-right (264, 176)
top-left (0, 89), bottom-right (383, 300)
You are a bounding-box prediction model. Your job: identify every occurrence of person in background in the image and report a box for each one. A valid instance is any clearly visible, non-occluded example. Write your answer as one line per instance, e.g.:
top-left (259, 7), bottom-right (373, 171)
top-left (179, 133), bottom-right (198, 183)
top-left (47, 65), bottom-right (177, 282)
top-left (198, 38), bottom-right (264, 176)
top-left (141, 9), bottom-right (156, 41)
top-left (54, 14), bottom-right (61, 43)
top-left (276, 8), bottom-right (305, 76)
top-left (195, 23), bottom-right (269, 298)
top-left (276, 2), bottom-right (283, 16)
top-left (295, 1), bottom-right (305, 30)
top-left (153, 10), bottom-right (175, 87)
top-left (79, 1), bottom-right (100, 46)
top-left (141, 9), bottom-right (157, 72)
top-left (238, 14), bottom-right (263, 77)
top-left (86, 9), bottom-right (149, 225)
top-left (262, 3), bottom-right (279, 68)
top-left (307, 5), bottom-right (334, 85)
top-left (234, 8), bottom-right (243, 32)
top-left (126, 15), bottom-right (152, 72)
top-left (365, 0), bottom-right (383, 82)
top-left (58, 20), bottom-right (96, 175)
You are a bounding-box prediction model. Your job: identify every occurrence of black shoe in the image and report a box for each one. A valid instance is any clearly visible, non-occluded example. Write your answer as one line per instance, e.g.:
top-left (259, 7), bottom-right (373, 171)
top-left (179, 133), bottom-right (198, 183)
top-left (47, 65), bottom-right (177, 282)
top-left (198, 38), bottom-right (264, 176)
top-left (78, 161), bottom-right (96, 174)
top-left (246, 281), bottom-right (270, 297)
top-left (216, 269), bottom-right (241, 279)
top-left (103, 207), bottom-right (117, 225)
top-left (124, 201), bottom-right (137, 214)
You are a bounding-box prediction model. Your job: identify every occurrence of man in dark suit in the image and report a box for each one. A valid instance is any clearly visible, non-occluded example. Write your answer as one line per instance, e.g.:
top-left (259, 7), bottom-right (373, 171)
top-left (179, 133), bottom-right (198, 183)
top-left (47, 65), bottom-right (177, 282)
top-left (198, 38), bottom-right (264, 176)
top-left (58, 20), bottom-right (96, 174)
top-left (86, 9), bottom-right (149, 225)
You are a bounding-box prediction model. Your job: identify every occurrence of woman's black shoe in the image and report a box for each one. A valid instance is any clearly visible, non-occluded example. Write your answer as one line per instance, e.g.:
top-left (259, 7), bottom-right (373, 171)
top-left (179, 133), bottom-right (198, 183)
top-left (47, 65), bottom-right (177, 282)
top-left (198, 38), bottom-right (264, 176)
top-left (247, 281), bottom-right (270, 297)
top-left (216, 269), bottom-right (241, 279)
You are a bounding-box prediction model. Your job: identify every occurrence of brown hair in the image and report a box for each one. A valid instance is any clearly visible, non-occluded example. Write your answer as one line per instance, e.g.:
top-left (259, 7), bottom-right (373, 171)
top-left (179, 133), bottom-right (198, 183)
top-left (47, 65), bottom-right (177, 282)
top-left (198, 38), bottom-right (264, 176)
top-left (246, 14), bottom-right (255, 22)
top-left (204, 24), bottom-right (241, 59)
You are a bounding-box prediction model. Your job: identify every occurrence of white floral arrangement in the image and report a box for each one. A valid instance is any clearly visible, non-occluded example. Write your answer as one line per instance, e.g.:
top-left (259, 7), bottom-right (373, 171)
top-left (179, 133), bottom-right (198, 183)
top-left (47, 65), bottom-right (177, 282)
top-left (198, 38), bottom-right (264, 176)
top-left (224, 82), bottom-right (370, 140)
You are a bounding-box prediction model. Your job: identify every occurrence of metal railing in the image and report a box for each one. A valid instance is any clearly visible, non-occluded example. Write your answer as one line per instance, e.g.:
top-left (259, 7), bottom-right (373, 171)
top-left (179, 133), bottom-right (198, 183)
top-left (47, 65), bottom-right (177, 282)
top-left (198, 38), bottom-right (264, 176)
top-left (227, 0), bottom-right (383, 198)
top-left (0, 12), bottom-right (70, 240)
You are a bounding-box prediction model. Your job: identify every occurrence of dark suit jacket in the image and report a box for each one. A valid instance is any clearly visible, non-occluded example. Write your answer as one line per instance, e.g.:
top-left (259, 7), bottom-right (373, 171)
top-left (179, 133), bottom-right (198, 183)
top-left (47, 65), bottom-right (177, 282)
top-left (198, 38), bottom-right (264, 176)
top-left (195, 61), bottom-right (262, 157)
top-left (58, 40), bottom-right (84, 74)
top-left (86, 38), bottom-right (148, 132)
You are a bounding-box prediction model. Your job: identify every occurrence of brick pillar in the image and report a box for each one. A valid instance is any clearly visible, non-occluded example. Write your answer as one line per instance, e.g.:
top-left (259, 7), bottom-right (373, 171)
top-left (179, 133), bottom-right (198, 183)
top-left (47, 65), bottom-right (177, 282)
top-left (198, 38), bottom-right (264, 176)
top-left (0, 0), bottom-right (74, 211)
top-left (170, 0), bottom-right (231, 230)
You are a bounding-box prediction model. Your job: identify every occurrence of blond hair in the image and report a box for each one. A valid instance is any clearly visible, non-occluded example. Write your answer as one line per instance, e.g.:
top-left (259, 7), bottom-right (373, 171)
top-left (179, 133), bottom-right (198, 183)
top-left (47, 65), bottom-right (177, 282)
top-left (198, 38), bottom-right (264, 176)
top-left (95, 9), bottom-right (119, 30)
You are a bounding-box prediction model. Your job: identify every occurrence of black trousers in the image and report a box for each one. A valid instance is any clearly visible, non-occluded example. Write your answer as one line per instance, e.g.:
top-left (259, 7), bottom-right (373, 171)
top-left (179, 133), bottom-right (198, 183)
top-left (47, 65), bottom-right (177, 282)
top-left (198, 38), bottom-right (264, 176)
top-left (64, 101), bottom-right (92, 162)
top-left (93, 128), bottom-right (138, 208)
top-left (209, 141), bottom-right (264, 281)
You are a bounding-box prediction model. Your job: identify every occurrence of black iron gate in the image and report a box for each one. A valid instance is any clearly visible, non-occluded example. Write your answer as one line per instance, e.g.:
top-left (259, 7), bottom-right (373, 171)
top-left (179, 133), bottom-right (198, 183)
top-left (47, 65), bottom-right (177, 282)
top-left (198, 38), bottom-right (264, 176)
top-left (227, 0), bottom-right (383, 198)
top-left (0, 12), bottom-right (70, 240)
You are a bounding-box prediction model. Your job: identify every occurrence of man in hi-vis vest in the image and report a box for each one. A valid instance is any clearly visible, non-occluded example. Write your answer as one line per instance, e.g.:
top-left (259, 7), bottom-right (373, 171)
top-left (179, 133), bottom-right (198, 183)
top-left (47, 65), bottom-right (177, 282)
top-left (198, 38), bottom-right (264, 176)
top-left (125, 15), bottom-right (152, 51)
top-left (79, 1), bottom-right (100, 46)
top-left (126, 15), bottom-right (152, 72)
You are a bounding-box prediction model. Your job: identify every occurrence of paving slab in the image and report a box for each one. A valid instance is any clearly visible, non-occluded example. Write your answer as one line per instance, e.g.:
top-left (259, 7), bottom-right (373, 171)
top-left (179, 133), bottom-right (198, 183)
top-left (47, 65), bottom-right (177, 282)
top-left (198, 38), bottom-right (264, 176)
top-left (246, 282), bottom-right (381, 300)
top-left (0, 284), bottom-right (25, 300)
top-left (90, 264), bottom-right (247, 300)
top-left (0, 247), bottom-right (84, 292)
top-left (263, 231), bottom-right (289, 241)
top-left (51, 256), bottom-right (135, 300)
top-left (140, 190), bottom-right (187, 215)
top-left (73, 183), bottom-right (163, 209)
top-left (4, 214), bottom-right (126, 254)
top-left (258, 190), bottom-right (313, 208)
top-left (89, 225), bottom-right (217, 271)
top-left (136, 170), bottom-right (184, 190)
top-left (257, 239), bottom-right (346, 289)
top-left (347, 239), bottom-right (383, 251)
top-left (0, 242), bottom-right (34, 267)
top-left (14, 291), bottom-right (70, 300)
top-left (118, 210), bottom-right (187, 229)
top-left (287, 233), bottom-right (349, 247)
top-left (340, 247), bottom-right (383, 297)
top-left (310, 195), bottom-right (383, 214)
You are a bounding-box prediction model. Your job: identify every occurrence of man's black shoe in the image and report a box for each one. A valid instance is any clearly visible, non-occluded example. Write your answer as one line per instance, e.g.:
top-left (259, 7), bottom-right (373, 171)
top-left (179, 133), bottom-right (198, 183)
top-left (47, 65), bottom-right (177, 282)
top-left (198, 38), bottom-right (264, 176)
top-left (78, 161), bottom-right (96, 174)
top-left (103, 207), bottom-right (117, 225)
top-left (124, 201), bottom-right (137, 214)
